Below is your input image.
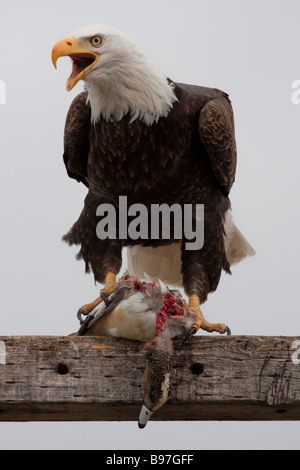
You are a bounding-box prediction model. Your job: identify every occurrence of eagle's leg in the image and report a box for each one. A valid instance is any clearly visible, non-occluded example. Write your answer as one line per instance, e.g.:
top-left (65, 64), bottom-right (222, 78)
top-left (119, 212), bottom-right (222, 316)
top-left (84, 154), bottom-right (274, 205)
top-left (100, 272), bottom-right (118, 299)
top-left (78, 272), bottom-right (118, 317)
top-left (188, 294), bottom-right (229, 335)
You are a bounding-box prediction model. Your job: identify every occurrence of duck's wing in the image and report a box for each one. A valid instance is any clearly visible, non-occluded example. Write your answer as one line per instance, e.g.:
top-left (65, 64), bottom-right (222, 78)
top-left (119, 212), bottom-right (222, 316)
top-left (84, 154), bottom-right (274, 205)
top-left (77, 285), bottom-right (130, 336)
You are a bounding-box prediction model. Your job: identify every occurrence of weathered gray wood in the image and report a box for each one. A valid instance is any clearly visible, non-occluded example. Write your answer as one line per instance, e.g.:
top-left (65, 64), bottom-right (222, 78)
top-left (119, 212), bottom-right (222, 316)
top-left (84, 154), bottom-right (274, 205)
top-left (0, 335), bottom-right (299, 422)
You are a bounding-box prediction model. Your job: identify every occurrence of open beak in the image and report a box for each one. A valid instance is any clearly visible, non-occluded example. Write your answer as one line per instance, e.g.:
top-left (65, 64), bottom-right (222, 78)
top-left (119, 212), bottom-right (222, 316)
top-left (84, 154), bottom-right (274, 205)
top-left (138, 405), bottom-right (153, 429)
top-left (51, 37), bottom-right (98, 91)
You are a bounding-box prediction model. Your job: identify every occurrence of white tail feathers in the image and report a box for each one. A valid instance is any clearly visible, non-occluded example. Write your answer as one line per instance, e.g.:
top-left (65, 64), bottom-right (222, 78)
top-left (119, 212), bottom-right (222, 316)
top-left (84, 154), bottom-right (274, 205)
top-left (223, 211), bottom-right (256, 266)
top-left (127, 210), bottom-right (255, 286)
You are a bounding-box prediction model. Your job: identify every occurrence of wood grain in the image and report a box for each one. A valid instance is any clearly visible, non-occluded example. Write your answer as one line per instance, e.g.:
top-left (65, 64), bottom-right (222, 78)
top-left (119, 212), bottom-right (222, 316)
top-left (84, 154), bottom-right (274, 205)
top-left (0, 335), bottom-right (299, 422)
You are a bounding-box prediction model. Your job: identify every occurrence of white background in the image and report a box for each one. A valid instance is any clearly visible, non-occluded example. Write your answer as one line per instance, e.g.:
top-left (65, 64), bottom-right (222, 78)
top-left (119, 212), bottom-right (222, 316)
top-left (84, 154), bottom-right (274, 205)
top-left (0, 0), bottom-right (299, 450)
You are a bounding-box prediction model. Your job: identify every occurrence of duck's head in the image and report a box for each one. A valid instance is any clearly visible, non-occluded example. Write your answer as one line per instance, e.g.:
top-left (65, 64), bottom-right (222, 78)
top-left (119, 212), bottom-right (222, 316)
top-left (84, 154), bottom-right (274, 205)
top-left (138, 333), bottom-right (173, 429)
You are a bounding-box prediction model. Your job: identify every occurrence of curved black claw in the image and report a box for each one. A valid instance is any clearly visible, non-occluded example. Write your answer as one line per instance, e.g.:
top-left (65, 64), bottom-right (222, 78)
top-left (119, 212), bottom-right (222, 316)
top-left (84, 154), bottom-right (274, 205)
top-left (182, 326), bottom-right (197, 345)
top-left (77, 309), bottom-right (85, 324)
top-left (77, 314), bottom-right (94, 336)
top-left (225, 326), bottom-right (231, 336)
top-left (101, 292), bottom-right (110, 307)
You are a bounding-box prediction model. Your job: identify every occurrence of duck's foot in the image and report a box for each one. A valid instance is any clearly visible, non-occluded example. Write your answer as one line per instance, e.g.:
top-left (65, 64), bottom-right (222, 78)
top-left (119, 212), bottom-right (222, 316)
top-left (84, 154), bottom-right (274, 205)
top-left (184, 294), bottom-right (231, 341)
top-left (77, 272), bottom-right (118, 319)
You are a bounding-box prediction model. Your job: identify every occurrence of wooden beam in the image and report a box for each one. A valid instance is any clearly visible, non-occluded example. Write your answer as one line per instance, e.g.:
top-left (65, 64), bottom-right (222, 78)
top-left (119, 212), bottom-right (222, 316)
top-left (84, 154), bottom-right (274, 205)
top-left (0, 335), bottom-right (299, 422)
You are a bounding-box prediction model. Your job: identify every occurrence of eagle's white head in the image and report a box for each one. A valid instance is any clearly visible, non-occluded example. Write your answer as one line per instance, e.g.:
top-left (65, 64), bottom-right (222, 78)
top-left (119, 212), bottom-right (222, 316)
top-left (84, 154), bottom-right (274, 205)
top-left (52, 24), bottom-right (177, 125)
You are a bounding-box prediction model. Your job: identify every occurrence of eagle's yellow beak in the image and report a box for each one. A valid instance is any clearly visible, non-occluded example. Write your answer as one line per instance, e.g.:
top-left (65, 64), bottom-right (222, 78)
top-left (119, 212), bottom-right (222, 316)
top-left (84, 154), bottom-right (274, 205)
top-left (51, 37), bottom-right (98, 91)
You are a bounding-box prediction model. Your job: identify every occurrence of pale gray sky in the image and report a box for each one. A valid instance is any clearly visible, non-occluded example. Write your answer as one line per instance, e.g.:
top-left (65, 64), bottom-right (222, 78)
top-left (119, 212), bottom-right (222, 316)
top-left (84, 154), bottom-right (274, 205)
top-left (0, 0), bottom-right (299, 450)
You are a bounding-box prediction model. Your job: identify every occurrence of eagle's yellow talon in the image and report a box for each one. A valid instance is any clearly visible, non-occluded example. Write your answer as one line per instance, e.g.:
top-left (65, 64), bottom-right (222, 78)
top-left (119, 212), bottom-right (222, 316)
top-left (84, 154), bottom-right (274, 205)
top-left (79, 272), bottom-right (118, 316)
top-left (188, 294), bottom-right (229, 335)
top-left (191, 322), bottom-right (200, 333)
top-left (78, 297), bottom-right (103, 316)
top-left (100, 272), bottom-right (118, 297)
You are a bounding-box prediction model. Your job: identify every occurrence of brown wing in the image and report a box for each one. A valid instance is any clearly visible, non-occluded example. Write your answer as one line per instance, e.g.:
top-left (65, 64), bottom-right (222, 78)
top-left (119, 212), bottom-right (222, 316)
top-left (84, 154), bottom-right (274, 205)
top-left (63, 91), bottom-right (91, 187)
top-left (198, 93), bottom-right (237, 196)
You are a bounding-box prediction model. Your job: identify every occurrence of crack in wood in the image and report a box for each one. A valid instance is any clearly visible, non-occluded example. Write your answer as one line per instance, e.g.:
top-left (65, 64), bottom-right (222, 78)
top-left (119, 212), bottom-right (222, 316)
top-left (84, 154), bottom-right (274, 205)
top-left (0, 335), bottom-right (299, 422)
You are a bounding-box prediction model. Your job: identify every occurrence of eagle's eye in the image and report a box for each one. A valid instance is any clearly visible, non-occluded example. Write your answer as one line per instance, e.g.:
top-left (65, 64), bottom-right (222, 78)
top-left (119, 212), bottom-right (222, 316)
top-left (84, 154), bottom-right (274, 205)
top-left (90, 36), bottom-right (103, 47)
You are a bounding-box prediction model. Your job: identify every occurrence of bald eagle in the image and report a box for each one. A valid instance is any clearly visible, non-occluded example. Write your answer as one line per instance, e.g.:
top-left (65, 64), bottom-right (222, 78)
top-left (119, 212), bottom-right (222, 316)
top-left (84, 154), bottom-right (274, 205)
top-left (52, 25), bottom-right (254, 336)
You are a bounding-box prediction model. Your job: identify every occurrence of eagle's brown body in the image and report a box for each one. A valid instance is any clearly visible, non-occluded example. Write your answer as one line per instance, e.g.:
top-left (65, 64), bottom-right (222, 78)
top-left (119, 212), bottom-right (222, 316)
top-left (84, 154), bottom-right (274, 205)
top-left (63, 82), bottom-right (237, 303)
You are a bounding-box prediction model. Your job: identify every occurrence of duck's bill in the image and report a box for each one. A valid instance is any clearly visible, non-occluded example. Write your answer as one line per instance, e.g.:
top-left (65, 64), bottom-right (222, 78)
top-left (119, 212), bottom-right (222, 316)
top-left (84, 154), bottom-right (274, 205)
top-left (138, 405), bottom-right (153, 429)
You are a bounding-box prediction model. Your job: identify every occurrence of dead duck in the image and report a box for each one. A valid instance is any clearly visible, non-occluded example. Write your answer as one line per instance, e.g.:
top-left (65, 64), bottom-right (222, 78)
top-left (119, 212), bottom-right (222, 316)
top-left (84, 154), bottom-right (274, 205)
top-left (76, 275), bottom-right (194, 342)
top-left (76, 275), bottom-right (194, 427)
top-left (138, 332), bottom-right (174, 428)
